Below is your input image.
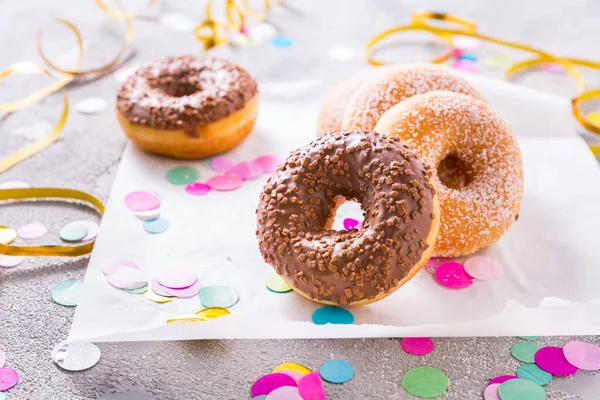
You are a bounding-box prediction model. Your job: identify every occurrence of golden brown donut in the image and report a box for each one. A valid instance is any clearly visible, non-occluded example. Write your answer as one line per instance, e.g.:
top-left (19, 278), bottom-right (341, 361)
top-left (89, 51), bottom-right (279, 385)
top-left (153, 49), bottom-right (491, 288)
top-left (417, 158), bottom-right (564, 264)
top-left (340, 63), bottom-right (485, 133)
top-left (256, 131), bottom-right (439, 306)
top-left (375, 91), bottom-right (524, 257)
top-left (116, 55), bottom-right (258, 159)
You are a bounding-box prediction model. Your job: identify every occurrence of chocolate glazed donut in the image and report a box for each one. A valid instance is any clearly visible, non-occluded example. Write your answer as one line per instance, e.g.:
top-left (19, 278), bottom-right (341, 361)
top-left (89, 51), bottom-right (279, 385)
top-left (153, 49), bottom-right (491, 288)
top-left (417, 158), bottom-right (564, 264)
top-left (256, 132), bottom-right (440, 306)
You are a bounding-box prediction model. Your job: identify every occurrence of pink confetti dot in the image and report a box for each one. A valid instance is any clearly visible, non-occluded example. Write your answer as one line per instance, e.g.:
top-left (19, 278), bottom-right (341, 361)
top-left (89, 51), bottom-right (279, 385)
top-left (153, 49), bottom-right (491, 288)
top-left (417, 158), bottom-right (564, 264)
top-left (150, 279), bottom-right (173, 297)
top-left (226, 161), bottom-right (264, 180)
top-left (0, 350), bottom-right (5, 368)
top-left (434, 262), bottom-right (474, 289)
top-left (163, 279), bottom-right (203, 298)
top-left (464, 256), bottom-right (503, 280)
top-left (563, 341), bottom-right (600, 371)
top-left (254, 154), bottom-right (282, 173)
top-left (71, 220), bottom-right (99, 241)
top-left (207, 174), bottom-right (243, 191)
top-left (452, 59), bottom-right (479, 73)
top-left (101, 259), bottom-right (140, 276)
top-left (483, 383), bottom-right (501, 400)
top-left (17, 223), bottom-right (47, 240)
top-left (535, 346), bottom-right (579, 376)
top-left (343, 218), bottom-right (362, 230)
top-left (185, 182), bottom-right (211, 196)
top-left (209, 156), bottom-right (235, 172)
top-left (0, 367), bottom-right (19, 391)
top-left (278, 370), bottom-right (304, 384)
top-left (124, 191), bottom-right (160, 212)
top-left (400, 337), bottom-right (435, 355)
top-left (298, 371), bottom-right (326, 400)
top-left (157, 268), bottom-right (197, 289)
top-left (540, 63), bottom-right (564, 73)
top-left (107, 268), bottom-right (147, 290)
top-left (488, 375), bottom-right (517, 385)
top-left (0, 254), bottom-right (25, 269)
top-left (266, 385), bottom-right (302, 399)
top-left (251, 373), bottom-right (297, 398)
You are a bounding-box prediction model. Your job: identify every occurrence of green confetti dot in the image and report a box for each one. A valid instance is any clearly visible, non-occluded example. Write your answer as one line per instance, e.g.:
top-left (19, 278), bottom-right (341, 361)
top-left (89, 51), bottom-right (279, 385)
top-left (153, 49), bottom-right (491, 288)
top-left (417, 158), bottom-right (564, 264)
top-left (51, 279), bottom-right (82, 307)
top-left (498, 378), bottom-right (546, 400)
top-left (198, 286), bottom-right (239, 308)
top-left (166, 166), bottom-right (199, 185)
top-left (252, 397), bottom-right (267, 400)
top-left (518, 336), bottom-right (542, 341)
top-left (124, 284), bottom-right (148, 294)
top-left (517, 364), bottom-right (552, 386)
top-left (483, 53), bottom-right (514, 69)
top-left (59, 224), bottom-right (88, 242)
top-left (0, 393), bottom-right (7, 400)
top-left (511, 342), bottom-right (540, 363)
top-left (265, 273), bottom-right (292, 293)
top-left (402, 366), bottom-right (449, 399)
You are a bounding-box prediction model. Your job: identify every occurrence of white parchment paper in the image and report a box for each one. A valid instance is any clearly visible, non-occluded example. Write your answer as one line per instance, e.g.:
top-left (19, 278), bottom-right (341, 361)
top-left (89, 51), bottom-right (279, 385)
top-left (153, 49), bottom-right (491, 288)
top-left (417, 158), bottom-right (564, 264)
top-left (70, 75), bottom-right (600, 342)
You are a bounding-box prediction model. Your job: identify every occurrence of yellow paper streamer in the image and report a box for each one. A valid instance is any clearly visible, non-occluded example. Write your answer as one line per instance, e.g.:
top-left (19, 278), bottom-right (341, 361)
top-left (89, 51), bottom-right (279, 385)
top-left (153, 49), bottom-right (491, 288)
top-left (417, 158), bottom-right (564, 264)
top-left (0, 188), bottom-right (104, 257)
top-left (366, 11), bottom-right (600, 150)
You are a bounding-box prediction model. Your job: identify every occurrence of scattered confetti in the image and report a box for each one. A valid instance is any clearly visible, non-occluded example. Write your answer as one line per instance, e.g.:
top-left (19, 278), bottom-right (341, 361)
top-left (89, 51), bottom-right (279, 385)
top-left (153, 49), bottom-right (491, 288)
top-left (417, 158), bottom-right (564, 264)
top-left (249, 22), bottom-right (278, 41)
top-left (489, 375), bottom-right (518, 385)
top-left (434, 262), bottom-right (474, 289)
top-left (587, 111), bottom-right (600, 126)
top-left (400, 337), bottom-right (435, 356)
top-left (51, 340), bottom-right (101, 371)
top-left (266, 273), bottom-right (292, 293)
top-left (209, 156), bottom-right (235, 172)
top-left (483, 383), bottom-right (501, 400)
top-left (459, 53), bottom-right (477, 61)
top-left (497, 378), bottom-right (545, 400)
top-left (58, 223), bottom-right (88, 242)
top-left (62, 220), bottom-right (99, 241)
top-left (226, 161), bottom-right (264, 180)
top-left (265, 386), bottom-right (302, 399)
top-left (312, 306), bottom-right (354, 325)
top-left (107, 268), bottom-right (147, 290)
top-left (124, 191), bottom-right (160, 212)
top-left (519, 336), bottom-right (541, 341)
top-left (124, 284), bottom-right (148, 295)
top-left (563, 341), bottom-right (600, 371)
top-left (195, 307), bottom-right (231, 320)
top-left (343, 218), bottom-right (362, 230)
top-left (277, 370), bottom-right (304, 384)
top-left (0, 181), bottom-right (29, 189)
top-left (484, 54), bottom-right (514, 69)
top-left (320, 359), bottom-right (354, 384)
top-left (250, 373), bottom-right (297, 397)
top-left (157, 268), bottom-right (197, 289)
top-left (539, 63), bottom-right (564, 73)
top-left (0, 368), bottom-right (18, 391)
top-left (297, 371), bottom-right (326, 400)
top-left (401, 366), bottom-right (449, 398)
top-left (75, 97), bottom-right (107, 114)
top-left (17, 223), bottom-right (47, 240)
top-left (51, 280), bottom-right (83, 307)
top-left (185, 182), bottom-right (211, 196)
top-left (133, 208), bottom-right (161, 220)
top-left (144, 287), bottom-right (173, 303)
top-left (158, 13), bottom-right (196, 33)
top-left (0, 393), bottom-right (6, 400)
top-left (516, 364), bottom-right (552, 386)
top-left (464, 256), bottom-right (503, 280)
top-left (143, 217), bottom-right (171, 234)
top-left (198, 286), bottom-right (239, 308)
top-left (534, 346), bottom-right (578, 376)
top-left (327, 46), bottom-right (358, 60)
top-left (207, 174), bottom-right (243, 191)
top-left (271, 36), bottom-right (293, 48)
top-left (453, 35), bottom-right (481, 50)
top-left (452, 59), bottom-right (479, 73)
top-left (511, 342), bottom-right (540, 363)
top-left (0, 350), bottom-right (5, 368)
top-left (0, 226), bottom-right (17, 244)
top-left (101, 259), bottom-right (140, 276)
top-left (272, 362), bottom-right (311, 376)
top-left (254, 154), bottom-right (281, 173)
top-left (166, 314), bottom-right (206, 324)
top-left (163, 280), bottom-right (202, 298)
top-left (0, 255), bottom-right (25, 269)
top-left (166, 166), bottom-right (199, 185)
top-left (113, 64), bottom-right (139, 83)
top-left (150, 279), bottom-right (175, 297)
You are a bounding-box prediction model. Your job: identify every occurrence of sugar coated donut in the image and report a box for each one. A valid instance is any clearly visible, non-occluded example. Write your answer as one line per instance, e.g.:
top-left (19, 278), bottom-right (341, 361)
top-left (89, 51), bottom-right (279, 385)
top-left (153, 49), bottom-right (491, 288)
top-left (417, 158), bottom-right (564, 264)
top-left (116, 55), bottom-right (258, 159)
top-left (375, 91), bottom-right (524, 257)
top-left (339, 63), bottom-right (484, 133)
top-left (256, 131), bottom-right (440, 306)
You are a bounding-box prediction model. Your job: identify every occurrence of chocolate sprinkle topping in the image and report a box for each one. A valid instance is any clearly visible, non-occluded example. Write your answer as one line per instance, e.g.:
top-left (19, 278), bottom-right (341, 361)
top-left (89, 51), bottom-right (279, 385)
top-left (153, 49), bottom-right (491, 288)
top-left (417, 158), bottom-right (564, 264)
top-left (116, 55), bottom-right (258, 131)
top-left (256, 131), bottom-right (436, 304)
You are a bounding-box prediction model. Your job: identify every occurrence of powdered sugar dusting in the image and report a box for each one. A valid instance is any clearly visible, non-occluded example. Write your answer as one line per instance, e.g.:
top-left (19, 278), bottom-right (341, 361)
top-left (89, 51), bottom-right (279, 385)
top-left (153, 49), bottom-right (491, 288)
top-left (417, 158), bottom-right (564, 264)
top-left (342, 63), bottom-right (484, 132)
top-left (375, 91), bottom-right (524, 257)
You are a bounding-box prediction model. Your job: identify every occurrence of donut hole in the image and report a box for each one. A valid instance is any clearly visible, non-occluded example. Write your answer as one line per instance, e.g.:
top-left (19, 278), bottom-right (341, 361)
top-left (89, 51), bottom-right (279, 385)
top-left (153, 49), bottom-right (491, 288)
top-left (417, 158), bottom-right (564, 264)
top-left (157, 82), bottom-right (201, 97)
top-left (437, 154), bottom-right (473, 190)
top-left (332, 199), bottom-right (365, 231)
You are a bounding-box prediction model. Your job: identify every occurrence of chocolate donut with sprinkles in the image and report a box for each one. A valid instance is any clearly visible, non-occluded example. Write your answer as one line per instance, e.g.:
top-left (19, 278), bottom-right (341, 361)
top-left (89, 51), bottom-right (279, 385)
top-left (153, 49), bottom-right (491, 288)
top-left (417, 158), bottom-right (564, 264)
top-left (116, 55), bottom-right (258, 159)
top-left (256, 131), bottom-right (440, 306)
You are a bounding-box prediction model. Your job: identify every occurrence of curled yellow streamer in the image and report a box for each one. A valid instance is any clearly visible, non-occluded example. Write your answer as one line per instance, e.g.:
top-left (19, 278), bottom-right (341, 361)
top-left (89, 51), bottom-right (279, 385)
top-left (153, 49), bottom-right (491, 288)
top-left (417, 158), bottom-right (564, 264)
top-left (366, 11), bottom-right (600, 148)
top-left (0, 188), bottom-right (104, 257)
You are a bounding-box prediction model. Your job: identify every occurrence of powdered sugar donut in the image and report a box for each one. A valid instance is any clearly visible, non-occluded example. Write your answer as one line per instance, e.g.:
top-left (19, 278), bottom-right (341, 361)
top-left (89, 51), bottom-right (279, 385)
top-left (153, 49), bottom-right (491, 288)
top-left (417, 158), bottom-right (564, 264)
top-left (375, 91), bottom-right (523, 257)
top-left (340, 63), bottom-right (484, 132)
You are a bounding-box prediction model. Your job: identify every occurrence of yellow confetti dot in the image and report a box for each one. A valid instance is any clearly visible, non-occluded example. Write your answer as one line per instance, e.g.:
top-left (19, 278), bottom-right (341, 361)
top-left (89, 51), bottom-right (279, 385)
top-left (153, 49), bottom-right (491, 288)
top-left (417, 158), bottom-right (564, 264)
top-left (195, 307), bottom-right (231, 320)
top-left (0, 226), bottom-right (17, 244)
top-left (272, 362), bottom-right (311, 375)
top-left (266, 273), bottom-right (292, 293)
top-left (587, 111), bottom-right (600, 127)
top-left (166, 314), bottom-right (206, 324)
top-left (144, 287), bottom-right (173, 303)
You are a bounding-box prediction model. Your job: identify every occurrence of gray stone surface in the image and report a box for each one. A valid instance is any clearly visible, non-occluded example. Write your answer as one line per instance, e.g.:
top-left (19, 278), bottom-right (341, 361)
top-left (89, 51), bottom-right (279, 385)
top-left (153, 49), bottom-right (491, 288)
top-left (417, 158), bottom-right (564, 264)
top-left (1, 0), bottom-right (600, 399)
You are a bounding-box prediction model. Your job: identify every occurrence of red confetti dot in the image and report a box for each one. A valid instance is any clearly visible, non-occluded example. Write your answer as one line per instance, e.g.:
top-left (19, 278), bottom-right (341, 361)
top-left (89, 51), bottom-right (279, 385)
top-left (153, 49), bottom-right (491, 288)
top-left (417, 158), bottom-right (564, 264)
top-left (434, 262), bottom-right (474, 289)
top-left (534, 346), bottom-right (578, 376)
top-left (400, 337), bottom-right (435, 355)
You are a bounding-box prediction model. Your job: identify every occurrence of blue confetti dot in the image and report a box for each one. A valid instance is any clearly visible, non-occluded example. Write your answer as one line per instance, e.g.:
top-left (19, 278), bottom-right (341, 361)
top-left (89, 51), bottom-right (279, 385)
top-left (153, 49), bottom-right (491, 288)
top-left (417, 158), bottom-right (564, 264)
top-left (143, 217), bottom-right (170, 234)
top-left (271, 36), bottom-right (293, 47)
top-left (458, 53), bottom-right (477, 61)
top-left (320, 359), bottom-right (355, 384)
top-left (312, 306), bottom-right (354, 325)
